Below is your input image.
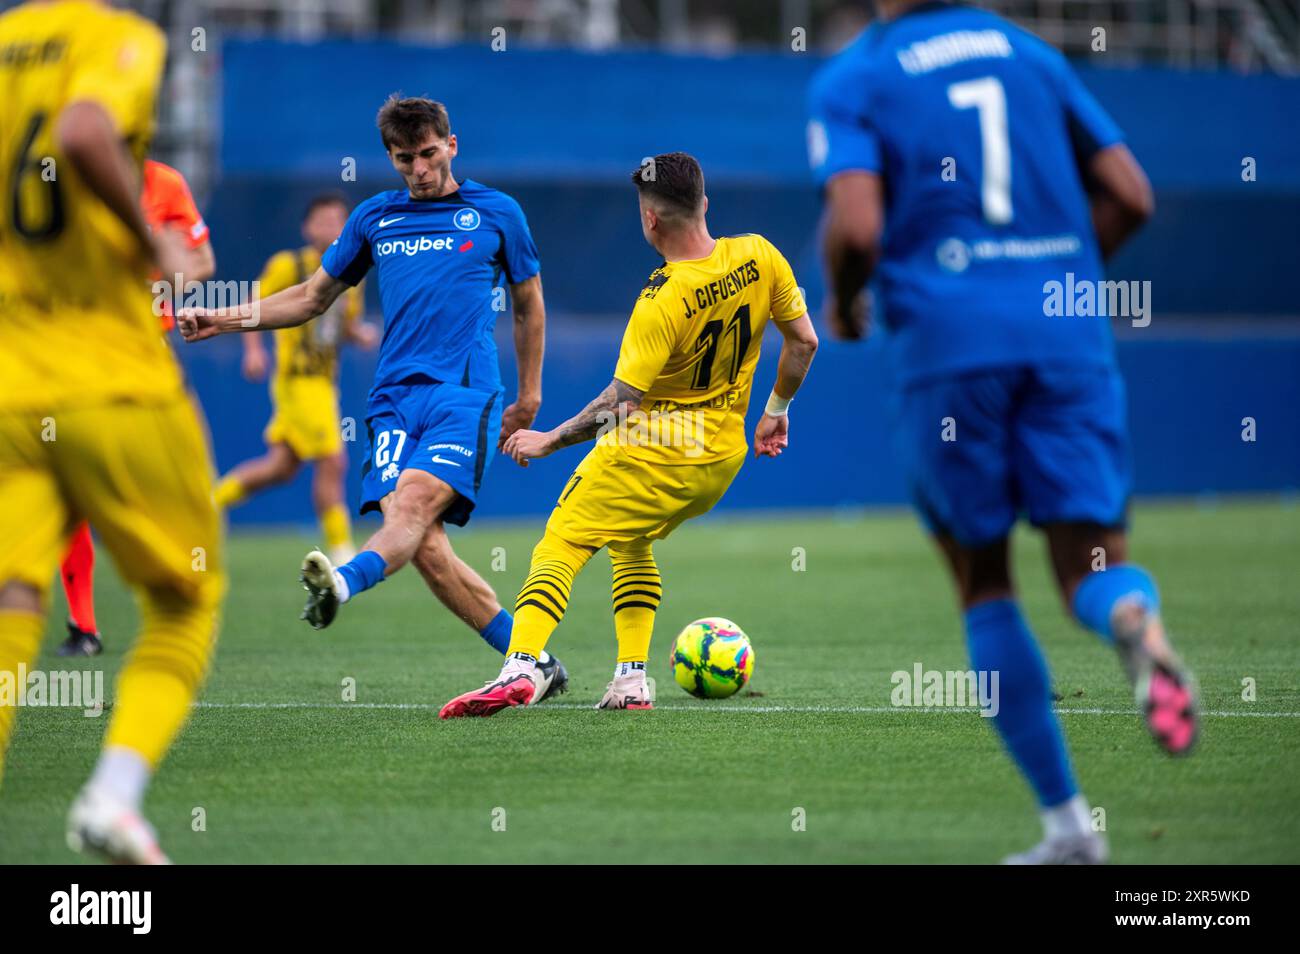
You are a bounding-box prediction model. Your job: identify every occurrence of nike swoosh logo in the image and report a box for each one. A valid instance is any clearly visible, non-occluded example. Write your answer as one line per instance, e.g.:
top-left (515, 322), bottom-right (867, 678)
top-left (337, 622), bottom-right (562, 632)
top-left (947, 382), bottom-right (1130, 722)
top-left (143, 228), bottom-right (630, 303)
top-left (429, 455), bottom-right (463, 467)
top-left (377, 216), bottom-right (406, 228)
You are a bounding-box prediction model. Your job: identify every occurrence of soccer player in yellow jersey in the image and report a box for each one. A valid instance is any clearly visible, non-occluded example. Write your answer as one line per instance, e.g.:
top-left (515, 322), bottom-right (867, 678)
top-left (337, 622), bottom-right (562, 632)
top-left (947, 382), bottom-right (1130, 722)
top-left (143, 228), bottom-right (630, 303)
top-left (214, 193), bottom-right (378, 564)
top-left (0, 0), bottom-right (224, 863)
top-left (440, 153), bottom-right (819, 717)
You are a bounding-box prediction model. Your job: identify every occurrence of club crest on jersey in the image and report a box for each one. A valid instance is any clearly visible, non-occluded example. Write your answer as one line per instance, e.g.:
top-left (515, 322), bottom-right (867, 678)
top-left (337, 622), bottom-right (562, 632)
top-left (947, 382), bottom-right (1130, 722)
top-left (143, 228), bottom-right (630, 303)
top-left (453, 208), bottom-right (481, 231)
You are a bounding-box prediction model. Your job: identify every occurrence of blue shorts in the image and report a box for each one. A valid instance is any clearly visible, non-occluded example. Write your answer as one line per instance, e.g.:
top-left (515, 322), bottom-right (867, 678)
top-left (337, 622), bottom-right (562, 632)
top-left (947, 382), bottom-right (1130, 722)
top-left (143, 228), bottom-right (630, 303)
top-left (895, 365), bottom-right (1131, 546)
top-left (359, 380), bottom-right (502, 526)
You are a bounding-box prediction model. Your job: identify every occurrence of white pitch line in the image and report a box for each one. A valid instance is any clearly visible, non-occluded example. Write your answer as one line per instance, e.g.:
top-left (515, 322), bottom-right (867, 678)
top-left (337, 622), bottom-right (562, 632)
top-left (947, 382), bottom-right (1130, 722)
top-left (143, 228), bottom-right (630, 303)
top-left (191, 701), bottom-right (1300, 718)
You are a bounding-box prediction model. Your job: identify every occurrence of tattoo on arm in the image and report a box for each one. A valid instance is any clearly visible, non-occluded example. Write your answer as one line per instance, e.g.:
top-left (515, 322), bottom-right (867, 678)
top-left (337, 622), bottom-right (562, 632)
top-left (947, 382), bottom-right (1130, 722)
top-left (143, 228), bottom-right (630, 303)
top-left (551, 378), bottom-right (645, 449)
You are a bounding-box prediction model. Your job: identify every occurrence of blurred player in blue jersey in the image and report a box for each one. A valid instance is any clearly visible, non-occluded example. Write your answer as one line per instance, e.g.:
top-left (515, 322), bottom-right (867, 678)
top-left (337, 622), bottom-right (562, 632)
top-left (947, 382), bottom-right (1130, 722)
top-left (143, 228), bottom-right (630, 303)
top-left (810, 0), bottom-right (1197, 863)
top-left (180, 96), bottom-right (568, 700)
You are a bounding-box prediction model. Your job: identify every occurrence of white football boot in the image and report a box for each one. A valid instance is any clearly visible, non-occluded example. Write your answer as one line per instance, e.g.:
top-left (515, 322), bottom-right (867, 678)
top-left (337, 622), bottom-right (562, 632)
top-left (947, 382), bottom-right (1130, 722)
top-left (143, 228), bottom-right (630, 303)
top-left (67, 786), bottom-right (170, 865)
top-left (1003, 832), bottom-right (1109, 865)
top-left (596, 665), bottom-right (654, 710)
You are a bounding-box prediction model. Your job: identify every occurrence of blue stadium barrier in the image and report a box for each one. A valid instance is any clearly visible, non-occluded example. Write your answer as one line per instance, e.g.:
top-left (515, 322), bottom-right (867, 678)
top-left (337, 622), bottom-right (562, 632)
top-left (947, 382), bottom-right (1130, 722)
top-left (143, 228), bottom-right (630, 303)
top-left (210, 39), bottom-right (1300, 315)
top-left (190, 38), bottom-right (1300, 526)
top-left (180, 318), bottom-right (1300, 528)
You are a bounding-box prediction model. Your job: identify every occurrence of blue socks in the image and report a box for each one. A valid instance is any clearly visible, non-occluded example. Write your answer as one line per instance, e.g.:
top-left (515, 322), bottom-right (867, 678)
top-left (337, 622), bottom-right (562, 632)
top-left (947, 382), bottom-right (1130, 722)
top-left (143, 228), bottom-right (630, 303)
top-left (1072, 564), bottom-right (1159, 643)
top-left (479, 608), bottom-right (513, 655)
top-left (965, 598), bottom-right (1076, 808)
top-left (336, 550), bottom-right (388, 602)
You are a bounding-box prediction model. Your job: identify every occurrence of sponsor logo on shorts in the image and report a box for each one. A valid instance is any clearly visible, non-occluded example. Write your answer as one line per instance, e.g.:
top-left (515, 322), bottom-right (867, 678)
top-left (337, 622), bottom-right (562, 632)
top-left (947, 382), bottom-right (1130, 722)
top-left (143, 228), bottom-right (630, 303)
top-left (381, 462), bottom-right (400, 481)
top-left (427, 443), bottom-right (474, 458)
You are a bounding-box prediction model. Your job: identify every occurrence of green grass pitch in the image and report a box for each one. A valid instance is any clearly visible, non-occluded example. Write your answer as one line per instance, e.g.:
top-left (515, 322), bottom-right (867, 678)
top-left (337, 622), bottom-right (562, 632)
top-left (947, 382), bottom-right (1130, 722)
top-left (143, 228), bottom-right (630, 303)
top-left (2, 499), bottom-right (1297, 863)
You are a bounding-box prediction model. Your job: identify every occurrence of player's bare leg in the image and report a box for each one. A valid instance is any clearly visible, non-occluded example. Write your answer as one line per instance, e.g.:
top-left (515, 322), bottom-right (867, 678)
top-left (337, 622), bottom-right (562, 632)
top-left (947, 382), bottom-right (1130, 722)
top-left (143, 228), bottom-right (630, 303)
top-left (411, 519), bottom-right (501, 630)
top-left (412, 520), bottom-right (568, 701)
top-left (933, 535), bottom-right (1107, 865)
top-left (300, 469), bottom-right (454, 629)
top-left (1046, 522), bottom-right (1197, 755)
top-left (312, 448), bottom-right (355, 565)
top-left (213, 441), bottom-right (301, 510)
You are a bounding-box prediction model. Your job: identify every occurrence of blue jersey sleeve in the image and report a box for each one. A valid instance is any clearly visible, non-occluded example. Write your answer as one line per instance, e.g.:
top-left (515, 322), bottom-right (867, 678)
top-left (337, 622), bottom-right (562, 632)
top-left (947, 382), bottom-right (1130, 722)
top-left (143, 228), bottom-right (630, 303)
top-left (1053, 56), bottom-right (1124, 159)
top-left (496, 196), bottom-right (540, 285)
top-left (808, 60), bottom-right (882, 185)
top-left (321, 201), bottom-right (374, 286)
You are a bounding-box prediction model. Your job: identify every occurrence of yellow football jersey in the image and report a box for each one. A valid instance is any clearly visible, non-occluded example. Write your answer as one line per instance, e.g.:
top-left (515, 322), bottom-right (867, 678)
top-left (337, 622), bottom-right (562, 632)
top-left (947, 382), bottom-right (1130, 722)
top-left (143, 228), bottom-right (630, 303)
top-left (0, 1), bottom-right (177, 410)
top-left (258, 247), bottom-right (363, 381)
top-left (609, 233), bottom-right (806, 464)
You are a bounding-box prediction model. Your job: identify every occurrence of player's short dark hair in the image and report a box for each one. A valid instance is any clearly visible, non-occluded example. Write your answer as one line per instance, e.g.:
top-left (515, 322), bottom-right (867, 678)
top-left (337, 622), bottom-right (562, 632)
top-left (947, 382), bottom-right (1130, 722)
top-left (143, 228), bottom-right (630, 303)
top-left (629, 152), bottom-right (705, 221)
top-left (303, 191), bottom-right (348, 222)
top-left (377, 95), bottom-right (451, 151)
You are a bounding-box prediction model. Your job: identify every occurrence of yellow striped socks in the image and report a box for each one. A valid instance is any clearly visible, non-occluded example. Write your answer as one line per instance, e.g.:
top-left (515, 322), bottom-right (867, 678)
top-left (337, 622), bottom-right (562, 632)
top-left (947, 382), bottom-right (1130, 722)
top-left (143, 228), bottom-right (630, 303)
top-left (610, 542), bottom-right (661, 664)
top-left (507, 531), bottom-right (595, 659)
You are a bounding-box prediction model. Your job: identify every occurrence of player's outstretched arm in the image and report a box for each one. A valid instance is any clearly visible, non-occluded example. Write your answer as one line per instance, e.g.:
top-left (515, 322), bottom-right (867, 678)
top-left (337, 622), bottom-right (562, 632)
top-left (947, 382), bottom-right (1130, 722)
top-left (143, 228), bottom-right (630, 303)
top-left (502, 378), bottom-right (645, 467)
top-left (499, 274), bottom-right (546, 448)
top-left (754, 313), bottom-right (818, 458)
top-left (1087, 144), bottom-right (1154, 259)
top-left (820, 171), bottom-right (884, 341)
top-left (177, 266), bottom-right (349, 342)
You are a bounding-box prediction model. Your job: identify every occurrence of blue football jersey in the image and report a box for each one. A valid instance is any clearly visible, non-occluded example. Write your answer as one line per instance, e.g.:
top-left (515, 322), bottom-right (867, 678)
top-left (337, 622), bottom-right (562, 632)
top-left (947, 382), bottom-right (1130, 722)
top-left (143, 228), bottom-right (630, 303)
top-left (808, 2), bottom-right (1124, 385)
top-left (322, 179), bottom-right (540, 395)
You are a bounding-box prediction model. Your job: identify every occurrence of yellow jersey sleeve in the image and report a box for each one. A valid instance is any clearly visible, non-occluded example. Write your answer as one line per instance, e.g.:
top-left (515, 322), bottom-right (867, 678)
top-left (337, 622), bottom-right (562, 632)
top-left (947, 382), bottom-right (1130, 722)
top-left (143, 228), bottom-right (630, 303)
top-left (257, 250), bottom-right (300, 298)
top-left (765, 238), bottom-right (807, 322)
top-left (66, 17), bottom-right (165, 158)
top-left (613, 294), bottom-right (678, 393)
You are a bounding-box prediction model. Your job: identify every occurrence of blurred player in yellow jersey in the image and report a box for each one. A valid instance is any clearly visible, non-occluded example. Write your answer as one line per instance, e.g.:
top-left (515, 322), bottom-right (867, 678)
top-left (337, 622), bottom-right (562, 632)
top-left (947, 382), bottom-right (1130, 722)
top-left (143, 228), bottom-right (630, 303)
top-left (0, 0), bottom-right (224, 863)
top-left (441, 153), bottom-right (819, 717)
top-left (213, 193), bottom-right (378, 564)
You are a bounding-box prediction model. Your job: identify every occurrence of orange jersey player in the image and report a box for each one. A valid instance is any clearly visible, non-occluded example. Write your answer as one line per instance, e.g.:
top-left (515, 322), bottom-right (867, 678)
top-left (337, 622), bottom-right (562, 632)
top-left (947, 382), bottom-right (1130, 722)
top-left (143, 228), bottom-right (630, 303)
top-left (142, 158), bottom-right (214, 330)
top-left (57, 159), bottom-right (216, 657)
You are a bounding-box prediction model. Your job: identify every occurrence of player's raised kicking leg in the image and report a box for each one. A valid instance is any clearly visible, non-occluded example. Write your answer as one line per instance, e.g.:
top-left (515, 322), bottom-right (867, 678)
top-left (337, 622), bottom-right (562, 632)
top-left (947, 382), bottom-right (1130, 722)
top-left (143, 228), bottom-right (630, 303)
top-left (1047, 522), bottom-right (1197, 755)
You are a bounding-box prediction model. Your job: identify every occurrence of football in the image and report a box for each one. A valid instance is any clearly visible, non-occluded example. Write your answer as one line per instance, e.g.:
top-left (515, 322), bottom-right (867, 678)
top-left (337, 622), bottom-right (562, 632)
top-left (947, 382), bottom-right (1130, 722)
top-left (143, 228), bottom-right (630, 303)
top-left (669, 617), bottom-right (754, 699)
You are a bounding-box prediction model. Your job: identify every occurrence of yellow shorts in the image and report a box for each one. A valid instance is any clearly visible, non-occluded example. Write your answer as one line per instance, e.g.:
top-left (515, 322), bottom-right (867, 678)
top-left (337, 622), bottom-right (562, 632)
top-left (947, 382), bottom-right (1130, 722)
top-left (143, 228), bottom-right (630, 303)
top-left (265, 375), bottom-right (342, 461)
top-left (0, 397), bottom-right (224, 606)
top-left (546, 443), bottom-right (745, 549)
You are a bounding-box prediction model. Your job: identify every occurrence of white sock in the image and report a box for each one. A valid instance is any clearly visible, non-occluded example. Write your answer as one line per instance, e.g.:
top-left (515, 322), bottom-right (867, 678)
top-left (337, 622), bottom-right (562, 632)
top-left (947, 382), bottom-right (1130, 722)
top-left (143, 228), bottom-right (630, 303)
top-left (1042, 794), bottom-right (1093, 840)
top-left (615, 661), bottom-right (647, 679)
top-left (88, 746), bottom-right (151, 810)
top-left (537, 650), bottom-right (551, 665)
top-left (332, 569), bottom-right (351, 603)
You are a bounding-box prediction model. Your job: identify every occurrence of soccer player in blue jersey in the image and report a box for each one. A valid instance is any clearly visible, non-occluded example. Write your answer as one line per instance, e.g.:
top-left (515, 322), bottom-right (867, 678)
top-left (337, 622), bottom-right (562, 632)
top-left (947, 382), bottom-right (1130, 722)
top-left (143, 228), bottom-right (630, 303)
top-left (810, 0), bottom-right (1197, 863)
top-left (180, 96), bottom-right (568, 700)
